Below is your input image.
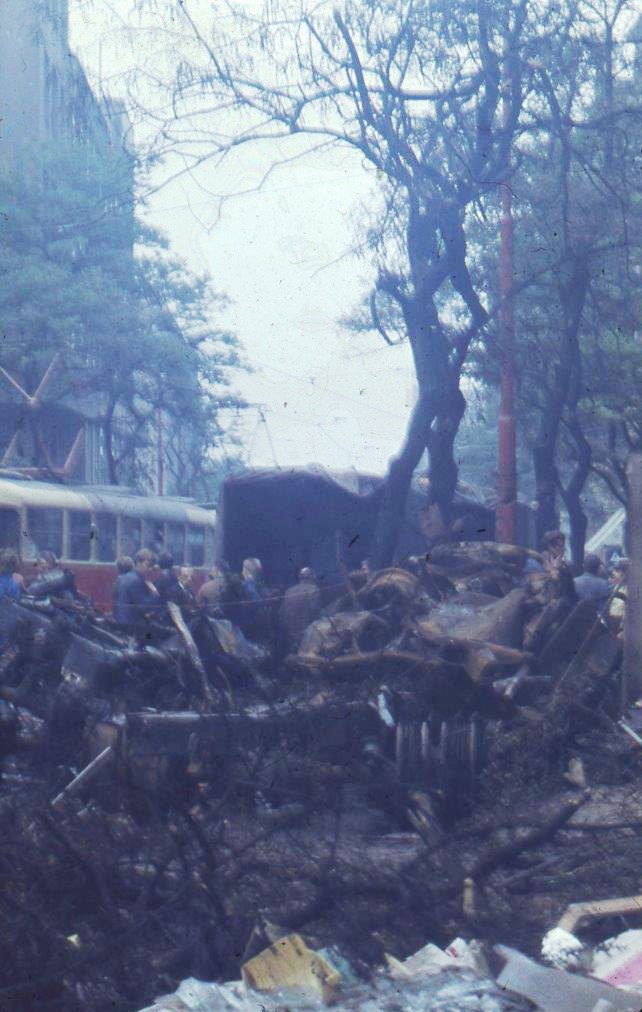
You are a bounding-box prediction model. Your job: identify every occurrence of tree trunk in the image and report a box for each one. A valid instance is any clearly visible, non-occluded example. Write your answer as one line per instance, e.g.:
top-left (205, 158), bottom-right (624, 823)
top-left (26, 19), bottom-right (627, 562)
top-left (426, 386), bottom-right (467, 524)
top-left (533, 444), bottom-right (559, 545)
top-left (369, 381), bottom-right (466, 570)
top-left (369, 207), bottom-right (480, 568)
top-left (533, 256), bottom-right (589, 547)
top-left (560, 420), bottom-right (589, 566)
top-left (565, 498), bottom-right (587, 571)
top-left (559, 367), bottom-right (592, 569)
top-left (369, 389), bottom-right (436, 569)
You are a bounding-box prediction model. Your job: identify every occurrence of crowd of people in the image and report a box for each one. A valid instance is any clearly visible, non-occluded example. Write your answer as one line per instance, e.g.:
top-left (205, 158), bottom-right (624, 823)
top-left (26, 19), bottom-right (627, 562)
top-left (113, 551), bottom-right (327, 648)
top-left (0, 546), bottom-right (325, 652)
top-left (0, 549), bottom-right (78, 647)
top-left (523, 530), bottom-right (628, 632)
top-left (0, 532), bottom-right (631, 652)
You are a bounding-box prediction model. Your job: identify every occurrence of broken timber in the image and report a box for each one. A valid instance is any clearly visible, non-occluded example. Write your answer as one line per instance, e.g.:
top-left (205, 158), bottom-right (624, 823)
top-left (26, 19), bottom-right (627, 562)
top-left (51, 746), bottom-right (115, 809)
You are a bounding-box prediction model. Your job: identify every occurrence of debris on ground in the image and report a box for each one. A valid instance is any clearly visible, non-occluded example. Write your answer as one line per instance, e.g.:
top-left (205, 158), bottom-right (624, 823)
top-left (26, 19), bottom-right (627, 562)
top-left (592, 930), bottom-right (642, 990)
top-left (139, 932), bottom-right (642, 1011)
top-left (495, 944), bottom-right (641, 1011)
top-left (2, 542), bottom-right (642, 1011)
top-left (138, 968), bottom-right (535, 1012)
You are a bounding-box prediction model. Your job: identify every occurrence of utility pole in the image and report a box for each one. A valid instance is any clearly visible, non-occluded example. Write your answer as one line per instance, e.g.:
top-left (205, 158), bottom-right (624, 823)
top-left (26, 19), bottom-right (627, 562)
top-left (496, 61), bottom-right (518, 545)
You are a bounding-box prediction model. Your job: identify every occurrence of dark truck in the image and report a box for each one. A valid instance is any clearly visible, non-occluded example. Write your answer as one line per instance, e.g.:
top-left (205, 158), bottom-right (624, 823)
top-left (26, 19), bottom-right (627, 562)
top-left (213, 466), bottom-right (534, 589)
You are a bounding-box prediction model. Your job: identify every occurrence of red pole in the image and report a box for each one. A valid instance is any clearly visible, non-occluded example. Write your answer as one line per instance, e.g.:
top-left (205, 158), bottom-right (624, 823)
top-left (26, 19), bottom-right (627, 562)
top-left (496, 73), bottom-right (517, 545)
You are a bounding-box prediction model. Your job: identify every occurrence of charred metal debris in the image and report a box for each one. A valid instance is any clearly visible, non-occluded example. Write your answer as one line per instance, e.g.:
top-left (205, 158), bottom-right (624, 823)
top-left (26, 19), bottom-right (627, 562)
top-left (1, 542), bottom-right (641, 1012)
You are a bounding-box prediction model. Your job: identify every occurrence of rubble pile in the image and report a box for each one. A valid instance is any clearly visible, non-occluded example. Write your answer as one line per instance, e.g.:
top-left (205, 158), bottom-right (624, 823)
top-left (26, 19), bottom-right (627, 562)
top-left (138, 930), bottom-right (642, 1011)
top-left (1, 543), bottom-right (642, 1012)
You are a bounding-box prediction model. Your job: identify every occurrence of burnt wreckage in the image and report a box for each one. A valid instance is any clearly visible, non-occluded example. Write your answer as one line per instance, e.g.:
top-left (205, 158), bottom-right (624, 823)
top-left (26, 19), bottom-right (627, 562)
top-left (0, 536), bottom-right (621, 797)
top-left (1, 522), bottom-right (636, 1012)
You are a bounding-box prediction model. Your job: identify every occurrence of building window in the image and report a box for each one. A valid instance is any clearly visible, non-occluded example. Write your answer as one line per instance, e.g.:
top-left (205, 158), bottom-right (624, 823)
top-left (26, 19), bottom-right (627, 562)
top-left (68, 511), bottom-right (92, 561)
top-left (166, 523), bottom-right (185, 564)
top-left (143, 520), bottom-right (165, 556)
top-left (121, 517), bottom-right (141, 558)
top-left (27, 508), bottom-right (63, 559)
top-left (95, 514), bottom-right (117, 562)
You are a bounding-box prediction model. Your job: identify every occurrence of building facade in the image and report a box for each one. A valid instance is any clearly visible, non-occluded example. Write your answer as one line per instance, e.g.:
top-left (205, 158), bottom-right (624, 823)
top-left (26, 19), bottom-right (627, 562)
top-left (0, 0), bottom-right (134, 484)
top-left (0, 0), bottom-right (129, 164)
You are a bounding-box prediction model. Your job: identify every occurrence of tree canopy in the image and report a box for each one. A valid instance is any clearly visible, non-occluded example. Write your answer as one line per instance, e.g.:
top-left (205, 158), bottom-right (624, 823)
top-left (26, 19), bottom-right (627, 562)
top-left (0, 139), bottom-right (244, 494)
top-left (469, 2), bottom-right (642, 558)
top-left (121, 0), bottom-right (554, 560)
top-left (76, 0), bottom-right (642, 552)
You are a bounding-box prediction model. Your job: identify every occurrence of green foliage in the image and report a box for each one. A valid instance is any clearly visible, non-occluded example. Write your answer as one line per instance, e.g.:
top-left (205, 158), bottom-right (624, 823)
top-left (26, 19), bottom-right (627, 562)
top-left (466, 4), bottom-right (642, 536)
top-left (0, 140), bottom-right (244, 491)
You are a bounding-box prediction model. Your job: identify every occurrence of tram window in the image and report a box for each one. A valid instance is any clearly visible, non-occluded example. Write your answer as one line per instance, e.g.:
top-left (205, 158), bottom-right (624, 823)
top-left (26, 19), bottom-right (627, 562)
top-left (143, 520), bottom-right (165, 556)
top-left (186, 526), bottom-right (205, 567)
top-left (0, 508), bottom-right (19, 550)
top-left (121, 517), bottom-right (142, 557)
top-left (68, 511), bottom-right (92, 561)
top-left (166, 522), bottom-right (185, 564)
top-left (204, 527), bottom-right (215, 566)
top-left (95, 514), bottom-right (117, 562)
top-left (27, 508), bottom-right (63, 559)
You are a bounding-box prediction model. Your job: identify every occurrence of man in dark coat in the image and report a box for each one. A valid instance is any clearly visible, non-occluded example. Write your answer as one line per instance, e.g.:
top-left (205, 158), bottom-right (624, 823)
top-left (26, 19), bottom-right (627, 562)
top-left (116, 549), bottom-right (160, 628)
top-left (112, 556), bottom-right (133, 622)
top-left (155, 553), bottom-right (182, 605)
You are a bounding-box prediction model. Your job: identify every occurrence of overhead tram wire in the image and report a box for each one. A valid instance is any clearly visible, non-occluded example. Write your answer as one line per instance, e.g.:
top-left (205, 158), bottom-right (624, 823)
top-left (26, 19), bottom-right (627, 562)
top-left (245, 357), bottom-right (410, 422)
top-left (112, 355), bottom-right (409, 426)
top-left (257, 408), bottom-right (280, 469)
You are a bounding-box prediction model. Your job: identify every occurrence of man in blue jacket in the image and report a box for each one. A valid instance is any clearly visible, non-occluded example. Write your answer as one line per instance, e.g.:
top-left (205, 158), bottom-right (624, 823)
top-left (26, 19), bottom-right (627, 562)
top-left (574, 553), bottom-right (611, 605)
top-left (0, 550), bottom-right (21, 650)
top-left (0, 551), bottom-right (21, 606)
top-left (116, 549), bottom-right (161, 628)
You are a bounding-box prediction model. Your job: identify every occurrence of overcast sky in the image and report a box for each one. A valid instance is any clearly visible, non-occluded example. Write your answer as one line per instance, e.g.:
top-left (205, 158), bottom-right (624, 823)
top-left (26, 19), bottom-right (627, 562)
top-left (70, 1), bottom-right (418, 476)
